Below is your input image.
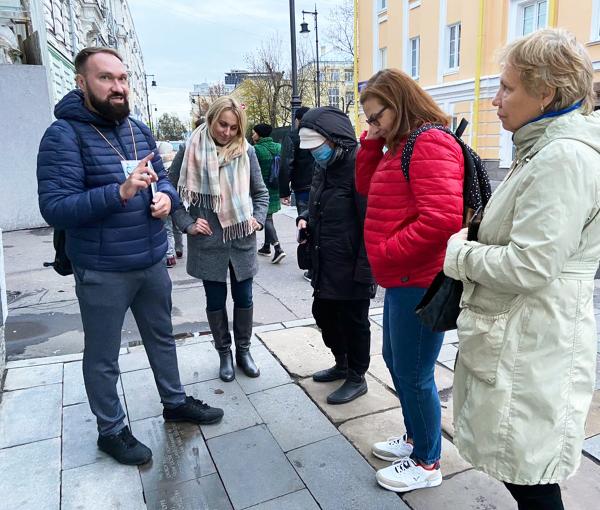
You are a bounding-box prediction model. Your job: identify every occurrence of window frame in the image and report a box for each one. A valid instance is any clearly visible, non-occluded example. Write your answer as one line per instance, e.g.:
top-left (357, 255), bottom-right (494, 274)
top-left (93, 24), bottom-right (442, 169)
top-left (409, 36), bottom-right (420, 79)
top-left (445, 22), bottom-right (461, 73)
top-left (508, 0), bottom-right (548, 41)
top-left (378, 47), bottom-right (388, 71)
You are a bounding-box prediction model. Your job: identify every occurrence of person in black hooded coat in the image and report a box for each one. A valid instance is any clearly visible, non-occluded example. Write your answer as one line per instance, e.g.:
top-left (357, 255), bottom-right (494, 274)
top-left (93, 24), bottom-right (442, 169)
top-left (296, 107), bottom-right (375, 405)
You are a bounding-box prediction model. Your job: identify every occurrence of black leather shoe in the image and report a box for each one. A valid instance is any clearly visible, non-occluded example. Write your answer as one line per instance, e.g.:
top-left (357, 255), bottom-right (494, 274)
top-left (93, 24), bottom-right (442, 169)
top-left (236, 350), bottom-right (260, 377)
top-left (218, 350), bottom-right (235, 382)
top-left (97, 426), bottom-right (152, 465)
top-left (163, 396), bottom-right (224, 425)
top-left (313, 364), bottom-right (347, 382)
top-left (326, 370), bottom-right (368, 405)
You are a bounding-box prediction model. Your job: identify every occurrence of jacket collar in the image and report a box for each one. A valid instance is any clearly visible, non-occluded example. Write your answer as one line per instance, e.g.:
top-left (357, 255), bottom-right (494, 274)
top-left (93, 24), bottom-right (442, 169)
top-left (54, 89), bottom-right (127, 128)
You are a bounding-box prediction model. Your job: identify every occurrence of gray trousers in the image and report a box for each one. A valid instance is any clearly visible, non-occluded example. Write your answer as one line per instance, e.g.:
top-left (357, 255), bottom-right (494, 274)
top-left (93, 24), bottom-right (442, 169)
top-left (74, 261), bottom-right (186, 436)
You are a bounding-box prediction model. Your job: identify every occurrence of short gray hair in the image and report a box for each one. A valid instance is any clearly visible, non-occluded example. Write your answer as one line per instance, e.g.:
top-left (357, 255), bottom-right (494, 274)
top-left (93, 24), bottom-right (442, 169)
top-left (499, 28), bottom-right (595, 114)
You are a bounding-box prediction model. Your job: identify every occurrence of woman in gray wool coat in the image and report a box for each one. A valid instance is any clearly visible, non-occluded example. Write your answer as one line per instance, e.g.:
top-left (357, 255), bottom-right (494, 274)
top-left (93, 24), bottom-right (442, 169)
top-left (170, 97), bottom-right (269, 382)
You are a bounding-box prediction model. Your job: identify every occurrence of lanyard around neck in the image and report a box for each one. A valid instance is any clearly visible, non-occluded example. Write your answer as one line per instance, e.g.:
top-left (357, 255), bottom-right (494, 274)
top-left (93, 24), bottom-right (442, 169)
top-left (90, 119), bottom-right (138, 161)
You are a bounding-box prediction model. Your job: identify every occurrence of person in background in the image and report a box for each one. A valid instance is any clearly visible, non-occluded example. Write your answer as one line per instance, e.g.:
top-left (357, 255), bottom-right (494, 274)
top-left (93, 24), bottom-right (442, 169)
top-left (157, 141), bottom-right (183, 268)
top-left (170, 97), bottom-right (269, 383)
top-left (444, 29), bottom-right (600, 510)
top-left (356, 68), bottom-right (464, 492)
top-left (280, 106), bottom-right (315, 281)
top-left (252, 123), bottom-right (286, 264)
top-left (37, 47), bottom-right (223, 466)
top-left (297, 107), bottom-right (375, 405)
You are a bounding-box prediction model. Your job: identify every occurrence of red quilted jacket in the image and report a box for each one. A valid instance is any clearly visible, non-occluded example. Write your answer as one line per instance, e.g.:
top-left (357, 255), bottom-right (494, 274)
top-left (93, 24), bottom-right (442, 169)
top-left (355, 129), bottom-right (464, 288)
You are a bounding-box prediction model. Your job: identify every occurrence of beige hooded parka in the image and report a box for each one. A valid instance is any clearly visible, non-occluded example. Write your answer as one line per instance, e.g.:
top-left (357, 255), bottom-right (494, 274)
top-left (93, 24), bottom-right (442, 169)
top-left (444, 110), bottom-right (600, 484)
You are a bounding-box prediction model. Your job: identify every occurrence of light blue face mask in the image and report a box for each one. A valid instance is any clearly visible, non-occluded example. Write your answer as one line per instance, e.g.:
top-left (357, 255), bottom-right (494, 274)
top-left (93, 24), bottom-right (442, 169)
top-left (311, 143), bottom-right (334, 163)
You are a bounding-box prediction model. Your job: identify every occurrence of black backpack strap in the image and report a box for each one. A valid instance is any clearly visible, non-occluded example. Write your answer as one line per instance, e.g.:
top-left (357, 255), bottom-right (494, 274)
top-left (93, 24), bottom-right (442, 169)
top-left (400, 123), bottom-right (446, 181)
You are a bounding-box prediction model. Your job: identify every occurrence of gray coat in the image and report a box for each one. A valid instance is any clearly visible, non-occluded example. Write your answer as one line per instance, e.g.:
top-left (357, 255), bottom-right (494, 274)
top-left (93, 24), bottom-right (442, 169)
top-left (170, 144), bottom-right (269, 282)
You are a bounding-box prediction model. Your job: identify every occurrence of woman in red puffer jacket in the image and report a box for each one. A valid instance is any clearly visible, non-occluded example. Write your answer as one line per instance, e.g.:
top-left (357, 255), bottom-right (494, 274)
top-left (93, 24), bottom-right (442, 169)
top-left (355, 69), bottom-right (463, 493)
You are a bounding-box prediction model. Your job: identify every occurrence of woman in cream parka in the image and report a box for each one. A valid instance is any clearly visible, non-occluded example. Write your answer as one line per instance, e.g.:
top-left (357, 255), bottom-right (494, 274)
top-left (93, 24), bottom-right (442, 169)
top-left (444, 29), bottom-right (600, 509)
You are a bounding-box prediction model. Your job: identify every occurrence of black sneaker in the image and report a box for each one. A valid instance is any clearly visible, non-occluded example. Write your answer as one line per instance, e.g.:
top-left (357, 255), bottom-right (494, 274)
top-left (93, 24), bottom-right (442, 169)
top-left (163, 396), bottom-right (224, 425)
top-left (271, 245), bottom-right (286, 264)
top-left (258, 244), bottom-right (271, 256)
top-left (97, 426), bottom-right (152, 465)
top-left (303, 271), bottom-right (312, 282)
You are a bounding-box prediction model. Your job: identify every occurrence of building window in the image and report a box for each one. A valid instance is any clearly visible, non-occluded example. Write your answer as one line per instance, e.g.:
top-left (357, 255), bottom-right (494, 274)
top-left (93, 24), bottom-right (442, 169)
top-left (331, 69), bottom-right (340, 82)
top-left (378, 47), bottom-right (388, 71)
top-left (345, 91), bottom-right (354, 109)
top-left (345, 69), bottom-right (353, 83)
top-left (328, 87), bottom-right (340, 107)
top-left (378, 0), bottom-right (387, 12)
top-left (520, 1), bottom-right (547, 36)
top-left (446, 23), bottom-right (461, 71)
top-left (410, 37), bottom-right (420, 79)
top-left (318, 70), bottom-right (326, 82)
top-left (592, 0), bottom-right (600, 41)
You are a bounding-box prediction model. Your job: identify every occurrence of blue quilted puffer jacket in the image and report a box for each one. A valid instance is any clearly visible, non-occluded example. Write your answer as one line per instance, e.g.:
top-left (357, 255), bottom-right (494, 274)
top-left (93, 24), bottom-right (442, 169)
top-left (37, 89), bottom-right (180, 272)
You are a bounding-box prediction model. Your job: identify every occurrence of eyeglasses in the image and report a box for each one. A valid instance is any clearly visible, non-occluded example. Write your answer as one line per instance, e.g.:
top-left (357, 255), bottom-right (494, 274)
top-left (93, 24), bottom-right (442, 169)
top-left (366, 106), bottom-right (388, 127)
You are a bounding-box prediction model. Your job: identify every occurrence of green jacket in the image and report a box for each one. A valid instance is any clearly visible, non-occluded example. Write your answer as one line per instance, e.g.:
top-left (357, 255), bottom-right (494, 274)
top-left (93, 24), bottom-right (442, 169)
top-left (254, 137), bottom-right (281, 214)
top-left (444, 110), bottom-right (600, 484)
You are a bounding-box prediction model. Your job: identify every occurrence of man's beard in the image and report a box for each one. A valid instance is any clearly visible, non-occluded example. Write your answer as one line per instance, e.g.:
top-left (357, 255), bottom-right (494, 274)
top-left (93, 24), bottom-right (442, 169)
top-left (88, 90), bottom-right (130, 122)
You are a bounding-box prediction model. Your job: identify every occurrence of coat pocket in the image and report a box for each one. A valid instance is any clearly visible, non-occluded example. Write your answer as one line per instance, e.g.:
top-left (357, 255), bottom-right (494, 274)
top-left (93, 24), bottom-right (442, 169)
top-left (456, 307), bottom-right (509, 385)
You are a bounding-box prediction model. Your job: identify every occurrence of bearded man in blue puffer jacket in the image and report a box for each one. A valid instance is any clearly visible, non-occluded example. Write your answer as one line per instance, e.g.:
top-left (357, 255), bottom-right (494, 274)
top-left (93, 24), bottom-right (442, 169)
top-left (37, 47), bottom-right (223, 465)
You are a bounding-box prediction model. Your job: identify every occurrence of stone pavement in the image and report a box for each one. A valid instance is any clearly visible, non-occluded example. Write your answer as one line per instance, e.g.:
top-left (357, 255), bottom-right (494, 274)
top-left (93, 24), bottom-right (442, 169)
top-left (2, 313), bottom-right (600, 509)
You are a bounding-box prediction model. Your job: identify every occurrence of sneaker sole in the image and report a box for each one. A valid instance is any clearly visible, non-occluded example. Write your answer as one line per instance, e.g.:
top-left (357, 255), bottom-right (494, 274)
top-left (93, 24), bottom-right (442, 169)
top-left (258, 252), bottom-right (271, 257)
top-left (326, 385), bottom-right (368, 405)
top-left (97, 446), bottom-right (152, 466)
top-left (372, 450), bottom-right (406, 462)
top-left (376, 476), bottom-right (442, 493)
top-left (163, 415), bottom-right (224, 425)
top-left (271, 253), bottom-right (286, 264)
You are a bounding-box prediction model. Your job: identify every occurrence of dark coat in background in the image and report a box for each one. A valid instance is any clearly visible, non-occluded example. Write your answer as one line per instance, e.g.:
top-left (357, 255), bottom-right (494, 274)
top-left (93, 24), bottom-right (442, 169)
top-left (279, 129), bottom-right (315, 198)
top-left (298, 107), bottom-right (374, 300)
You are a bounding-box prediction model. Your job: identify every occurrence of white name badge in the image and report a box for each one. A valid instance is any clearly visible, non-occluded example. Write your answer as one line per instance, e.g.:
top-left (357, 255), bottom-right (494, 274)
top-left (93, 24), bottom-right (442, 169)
top-left (121, 160), bottom-right (157, 198)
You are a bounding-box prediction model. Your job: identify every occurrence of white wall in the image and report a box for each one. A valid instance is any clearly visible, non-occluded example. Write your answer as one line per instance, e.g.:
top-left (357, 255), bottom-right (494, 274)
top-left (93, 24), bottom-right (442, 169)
top-left (0, 64), bottom-right (52, 230)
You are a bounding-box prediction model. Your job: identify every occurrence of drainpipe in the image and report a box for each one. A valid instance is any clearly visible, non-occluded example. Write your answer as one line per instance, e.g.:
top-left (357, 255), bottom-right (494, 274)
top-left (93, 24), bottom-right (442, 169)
top-left (66, 0), bottom-right (78, 57)
top-left (353, 0), bottom-right (359, 137)
top-left (548, 0), bottom-right (558, 27)
top-left (471, 0), bottom-right (485, 151)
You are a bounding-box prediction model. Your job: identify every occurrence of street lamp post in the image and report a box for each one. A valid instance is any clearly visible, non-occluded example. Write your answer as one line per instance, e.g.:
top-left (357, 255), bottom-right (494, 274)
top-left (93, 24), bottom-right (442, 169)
top-left (300, 5), bottom-right (320, 107)
top-left (144, 73), bottom-right (157, 136)
top-left (289, 0), bottom-right (302, 126)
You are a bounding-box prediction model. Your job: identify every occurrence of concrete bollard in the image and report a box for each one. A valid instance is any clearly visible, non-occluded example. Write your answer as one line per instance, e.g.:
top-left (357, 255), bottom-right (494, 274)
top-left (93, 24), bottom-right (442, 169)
top-left (0, 228), bottom-right (7, 386)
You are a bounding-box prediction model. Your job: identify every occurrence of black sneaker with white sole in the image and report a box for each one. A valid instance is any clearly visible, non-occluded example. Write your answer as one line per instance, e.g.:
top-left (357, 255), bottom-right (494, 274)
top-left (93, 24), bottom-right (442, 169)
top-left (163, 396), bottom-right (224, 425)
top-left (271, 245), bottom-right (286, 264)
top-left (97, 426), bottom-right (152, 465)
top-left (258, 244), bottom-right (271, 256)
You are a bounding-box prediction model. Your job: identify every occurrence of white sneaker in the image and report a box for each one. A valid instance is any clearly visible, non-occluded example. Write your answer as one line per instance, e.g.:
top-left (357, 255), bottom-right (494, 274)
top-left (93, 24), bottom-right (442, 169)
top-left (376, 458), bottom-right (442, 493)
top-left (372, 434), bottom-right (414, 461)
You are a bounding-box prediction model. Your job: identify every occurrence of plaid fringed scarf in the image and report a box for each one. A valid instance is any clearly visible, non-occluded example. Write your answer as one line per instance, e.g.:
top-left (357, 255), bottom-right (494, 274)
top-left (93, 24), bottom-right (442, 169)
top-left (178, 124), bottom-right (253, 242)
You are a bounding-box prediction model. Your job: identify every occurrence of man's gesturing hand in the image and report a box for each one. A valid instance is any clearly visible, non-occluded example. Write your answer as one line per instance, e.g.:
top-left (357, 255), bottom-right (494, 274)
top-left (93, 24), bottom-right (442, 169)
top-left (151, 192), bottom-right (172, 219)
top-left (119, 153), bottom-right (157, 201)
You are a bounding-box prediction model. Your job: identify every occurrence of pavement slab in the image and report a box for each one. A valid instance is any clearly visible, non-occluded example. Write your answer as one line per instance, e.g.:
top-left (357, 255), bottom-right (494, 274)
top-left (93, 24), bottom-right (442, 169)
top-left (131, 417), bottom-right (216, 489)
top-left (175, 340), bottom-right (221, 386)
top-left (63, 360), bottom-right (123, 406)
top-left (62, 400), bottom-right (128, 471)
top-left (585, 389), bottom-right (600, 438)
top-left (185, 379), bottom-right (263, 440)
top-left (338, 408), bottom-right (471, 476)
top-left (2, 362), bottom-right (63, 390)
top-left (249, 383), bottom-right (339, 452)
top-left (402, 468), bottom-right (516, 510)
top-left (61, 458), bottom-right (146, 510)
top-left (245, 489), bottom-right (319, 510)
top-left (370, 322), bottom-right (384, 355)
top-left (144, 474), bottom-right (233, 510)
top-left (440, 395), bottom-right (455, 438)
top-left (437, 343), bottom-right (458, 363)
top-left (120, 367), bottom-right (164, 421)
top-left (561, 456), bottom-right (600, 510)
top-left (257, 326), bottom-right (333, 378)
top-left (299, 373), bottom-right (399, 425)
top-left (0, 382), bottom-right (62, 448)
top-left (235, 343), bottom-right (293, 395)
top-left (583, 433), bottom-right (600, 461)
top-left (207, 424), bottom-right (304, 510)
top-left (0, 438), bottom-right (61, 510)
top-left (287, 435), bottom-right (406, 510)
top-left (368, 353), bottom-right (395, 389)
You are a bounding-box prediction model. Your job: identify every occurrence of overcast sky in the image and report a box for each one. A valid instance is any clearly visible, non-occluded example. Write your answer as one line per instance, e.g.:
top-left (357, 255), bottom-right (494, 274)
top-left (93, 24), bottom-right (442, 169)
top-left (128, 0), bottom-right (343, 122)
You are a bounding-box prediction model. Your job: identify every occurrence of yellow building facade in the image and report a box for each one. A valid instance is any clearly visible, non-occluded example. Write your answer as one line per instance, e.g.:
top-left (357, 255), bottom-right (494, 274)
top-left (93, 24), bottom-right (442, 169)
top-left (357, 0), bottom-right (600, 169)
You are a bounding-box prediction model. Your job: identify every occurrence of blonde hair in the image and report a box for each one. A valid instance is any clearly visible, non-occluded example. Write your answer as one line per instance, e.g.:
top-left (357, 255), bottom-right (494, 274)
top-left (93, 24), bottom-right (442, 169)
top-left (360, 69), bottom-right (450, 153)
top-left (206, 96), bottom-right (247, 161)
top-left (499, 28), bottom-right (595, 114)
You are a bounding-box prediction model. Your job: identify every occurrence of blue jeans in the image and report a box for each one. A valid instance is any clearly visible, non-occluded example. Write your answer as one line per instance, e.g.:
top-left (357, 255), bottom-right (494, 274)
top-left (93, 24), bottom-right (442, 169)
top-left (382, 287), bottom-right (444, 464)
top-left (203, 264), bottom-right (253, 311)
